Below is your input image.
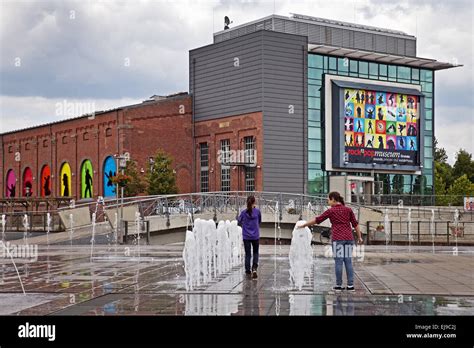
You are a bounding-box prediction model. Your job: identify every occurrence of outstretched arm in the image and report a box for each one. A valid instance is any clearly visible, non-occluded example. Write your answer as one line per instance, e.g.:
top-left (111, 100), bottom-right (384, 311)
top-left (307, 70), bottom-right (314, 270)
top-left (298, 209), bottom-right (331, 228)
top-left (298, 217), bottom-right (317, 228)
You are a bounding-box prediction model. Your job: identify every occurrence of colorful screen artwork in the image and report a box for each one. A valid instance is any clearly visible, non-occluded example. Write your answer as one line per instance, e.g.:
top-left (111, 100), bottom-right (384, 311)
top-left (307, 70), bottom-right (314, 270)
top-left (343, 88), bottom-right (419, 166)
top-left (40, 165), bottom-right (51, 197)
top-left (81, 160), bottom-right (94, 198)
top-left (5, 169), bottom-right (16, 197)
top-left (103, 156), bottom-right (117, 197)
top-left (23, 167), bottom-right (33, 197)
top-left (60, 163), bottom-right (72, 197)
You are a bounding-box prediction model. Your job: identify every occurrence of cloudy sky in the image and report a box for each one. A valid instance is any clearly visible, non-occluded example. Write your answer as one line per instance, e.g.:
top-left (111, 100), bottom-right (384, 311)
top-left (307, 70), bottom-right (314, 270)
top-left (0, 0), bottom-right (472, 164)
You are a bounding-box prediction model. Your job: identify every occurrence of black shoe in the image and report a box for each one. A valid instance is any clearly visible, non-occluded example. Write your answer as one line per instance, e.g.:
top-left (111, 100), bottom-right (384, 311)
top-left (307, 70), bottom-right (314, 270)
top-left (346, 286), bottom-right (355, 292)
top-left (333, 286), bottom-right (343, 292)
top-left (252, 270), bottom-right (258, 279)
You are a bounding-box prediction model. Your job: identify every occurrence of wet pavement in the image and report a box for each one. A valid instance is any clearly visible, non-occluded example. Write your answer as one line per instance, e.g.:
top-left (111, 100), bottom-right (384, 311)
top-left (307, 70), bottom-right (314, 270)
top-left (0, 244), bottom-right (473, 315)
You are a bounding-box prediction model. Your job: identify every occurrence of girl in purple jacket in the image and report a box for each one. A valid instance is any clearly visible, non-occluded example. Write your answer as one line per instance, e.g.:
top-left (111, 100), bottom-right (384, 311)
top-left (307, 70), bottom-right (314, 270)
top-left (238, 196), bottom-right (262, 279)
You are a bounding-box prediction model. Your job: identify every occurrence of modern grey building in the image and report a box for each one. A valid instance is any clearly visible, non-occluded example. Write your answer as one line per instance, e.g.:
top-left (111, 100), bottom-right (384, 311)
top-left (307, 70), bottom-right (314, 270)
top-left (189, 14), bottom-right (460, 201)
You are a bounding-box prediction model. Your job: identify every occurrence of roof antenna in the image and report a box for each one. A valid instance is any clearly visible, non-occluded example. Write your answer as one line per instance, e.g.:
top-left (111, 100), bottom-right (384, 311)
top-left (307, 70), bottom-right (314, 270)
top-left (224, 16), bottom-right (232, 30)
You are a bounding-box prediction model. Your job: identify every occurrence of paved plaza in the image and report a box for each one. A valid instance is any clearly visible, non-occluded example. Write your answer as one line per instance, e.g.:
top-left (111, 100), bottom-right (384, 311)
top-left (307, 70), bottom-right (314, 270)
top-left (0, 244), bottom-right (473, 315)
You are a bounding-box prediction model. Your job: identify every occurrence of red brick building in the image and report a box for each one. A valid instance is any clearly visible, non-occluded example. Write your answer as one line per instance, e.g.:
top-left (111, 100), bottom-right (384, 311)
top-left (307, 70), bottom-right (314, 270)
top-left (1, 93), bottom-right (193, 199)
top-left (1, 93), bottom-right (263, 199)
top-left (194, 112), bottom-right (263, 192)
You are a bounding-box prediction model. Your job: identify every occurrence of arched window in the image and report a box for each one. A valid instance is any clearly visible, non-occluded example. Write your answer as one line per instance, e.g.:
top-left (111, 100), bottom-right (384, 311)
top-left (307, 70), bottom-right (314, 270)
top-left (103, 156), bottom-right (117, 197)
top-left (60, 163), bottom-right (72, 197)
top-left (105, 128), bottom-right (112, 137)
top-left (22, 167), bottom-right (33, 197)
top-left (40, 165), bottom-right (51, 196)
top-left (83, 132), bottom-right (89, 141)
top-left (81, 160), bottom-right (94, 198)
top-left (5, 169), bottom-right (16, 197)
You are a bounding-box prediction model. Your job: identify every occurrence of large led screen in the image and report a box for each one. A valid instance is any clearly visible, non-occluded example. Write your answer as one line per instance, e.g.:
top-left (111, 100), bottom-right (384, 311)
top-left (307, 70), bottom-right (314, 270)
top-left (330, 80), bottom-right (424, 172)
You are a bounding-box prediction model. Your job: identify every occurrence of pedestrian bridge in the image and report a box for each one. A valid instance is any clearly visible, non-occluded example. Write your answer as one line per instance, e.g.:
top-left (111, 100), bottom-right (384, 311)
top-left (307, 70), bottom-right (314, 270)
top-left (3, 191), bottom-right (472, 246)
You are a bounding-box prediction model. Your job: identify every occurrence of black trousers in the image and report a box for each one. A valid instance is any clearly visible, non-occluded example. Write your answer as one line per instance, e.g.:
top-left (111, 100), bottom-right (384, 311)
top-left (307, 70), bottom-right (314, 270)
top-left (243, 239), bottom-right (259, 273)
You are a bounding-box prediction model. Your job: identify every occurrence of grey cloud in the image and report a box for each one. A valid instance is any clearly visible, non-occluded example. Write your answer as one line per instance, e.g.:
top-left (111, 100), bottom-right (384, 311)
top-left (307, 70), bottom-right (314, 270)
top-left (0, 0), bottom-right (472, 156)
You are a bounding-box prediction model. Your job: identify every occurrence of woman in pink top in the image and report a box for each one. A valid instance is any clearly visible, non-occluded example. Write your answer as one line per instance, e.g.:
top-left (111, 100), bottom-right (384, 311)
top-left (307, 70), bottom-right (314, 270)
top-left (300, 191), bottom-right (363, 292)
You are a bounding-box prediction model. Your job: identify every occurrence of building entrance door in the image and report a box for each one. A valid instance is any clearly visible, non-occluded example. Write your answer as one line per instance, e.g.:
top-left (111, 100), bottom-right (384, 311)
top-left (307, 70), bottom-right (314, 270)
top-left (350, 179), bottom-right (373, 204)
top-left (329, 175), bottom-right (374, 205)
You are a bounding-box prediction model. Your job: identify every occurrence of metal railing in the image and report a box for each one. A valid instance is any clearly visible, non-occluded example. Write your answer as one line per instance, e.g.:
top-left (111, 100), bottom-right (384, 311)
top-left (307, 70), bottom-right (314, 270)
top-left (366, 220), bottom-right (474, 245)
top-left (353, 194), bottom-right (472, 207)
top-left (0, 191), bottom-right (377, 235)
top-left (0, 211), bottom-right (64, 233)
top-left (123, 220), bottom-right (150, 244)
top-left (369, 205), bottom-right (473, 221)
top-left (0, 197), bottom-right (73, 213)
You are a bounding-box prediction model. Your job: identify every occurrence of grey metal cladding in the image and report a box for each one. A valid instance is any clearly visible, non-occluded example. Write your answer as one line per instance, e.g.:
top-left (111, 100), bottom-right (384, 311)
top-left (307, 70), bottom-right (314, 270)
top-left (190, 31), bottom-right (264, 121)
top-left (308, 24), bottom-right (323, 43)
top-left (406, 40), bottom-right (416, 56)
top-left (261, 31), bottom-right (307, 193)
top-left (190, 30), bottom-right (308, 193)
top-left (354, 31), bottom-right (365, 49)
top-left (331, 28), bottom-right (343, 46)
top-left (274, 17), bottom-right (285, 31)
top-left (214, 16), bottom-right (417, 57)
top-left (397, 38), bottom-right (406, 56)
top-left (375, 34), bottom-right (387, 52)
top-left (342, 29), bottom-right (351, 47)
top-left (387, 37), bottom-right (396, 54)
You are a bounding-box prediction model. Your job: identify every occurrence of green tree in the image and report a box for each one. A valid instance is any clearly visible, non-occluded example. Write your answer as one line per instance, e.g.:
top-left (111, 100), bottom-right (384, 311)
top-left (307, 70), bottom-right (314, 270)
top-left (434, 137), bottom-right (454, 194)
top-left (434, 137), bottom-right (448, 163)
top-left (452, 149), bottom-right (474, 182)
top-left (123, 160), bottom-right (146, 197)
top-left (435, 161), bottom-right (454, 189)
top-left (434, 170), bottom-right (448, 205)
top-left (147, 150), bottom-right (178, 195)
top-left (446, 174), bottom-right (474, 206)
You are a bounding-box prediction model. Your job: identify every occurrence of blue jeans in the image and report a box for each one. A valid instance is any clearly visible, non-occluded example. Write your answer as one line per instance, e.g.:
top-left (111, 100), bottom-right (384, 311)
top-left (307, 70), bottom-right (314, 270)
top-left (332, 240), bottom-right (354, 287)
top-left (243, 239), bottom-right (259, 273)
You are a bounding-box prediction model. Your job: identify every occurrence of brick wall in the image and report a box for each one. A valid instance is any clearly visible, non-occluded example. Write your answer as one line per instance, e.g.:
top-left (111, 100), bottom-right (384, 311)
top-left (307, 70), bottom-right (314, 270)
top-left (194, 112), bottom-right (263, 192)
top-left (1, 95), bottom-right (192, 199)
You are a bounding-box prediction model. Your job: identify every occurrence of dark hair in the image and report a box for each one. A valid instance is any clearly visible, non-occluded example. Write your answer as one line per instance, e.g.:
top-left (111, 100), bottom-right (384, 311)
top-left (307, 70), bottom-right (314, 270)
top-left (328, 191), bottom-right (345, 206)
top-left (246, 195), bottom-right (256, 216)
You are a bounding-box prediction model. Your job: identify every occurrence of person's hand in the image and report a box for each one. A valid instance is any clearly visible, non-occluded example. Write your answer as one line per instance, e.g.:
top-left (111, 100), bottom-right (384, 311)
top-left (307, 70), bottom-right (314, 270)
top-left (357, 237), bottom-right (363, 245)
top-left (296, 221), bottom-right (306, 228)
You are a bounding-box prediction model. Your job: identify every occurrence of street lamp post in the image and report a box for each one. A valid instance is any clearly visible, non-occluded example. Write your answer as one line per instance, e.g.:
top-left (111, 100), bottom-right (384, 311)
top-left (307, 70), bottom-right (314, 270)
top-left (114, 153), bottom-right (129, 242)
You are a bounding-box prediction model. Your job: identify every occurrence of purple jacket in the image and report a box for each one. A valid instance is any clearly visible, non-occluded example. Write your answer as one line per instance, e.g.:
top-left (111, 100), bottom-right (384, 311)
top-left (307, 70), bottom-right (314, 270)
top-left (238, 207), bottom-right (262, 240)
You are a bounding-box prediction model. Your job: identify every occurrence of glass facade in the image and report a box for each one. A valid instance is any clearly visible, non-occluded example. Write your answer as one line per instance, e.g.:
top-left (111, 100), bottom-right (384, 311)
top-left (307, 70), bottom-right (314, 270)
top-left (308, 54), bottom-right (434, 195)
